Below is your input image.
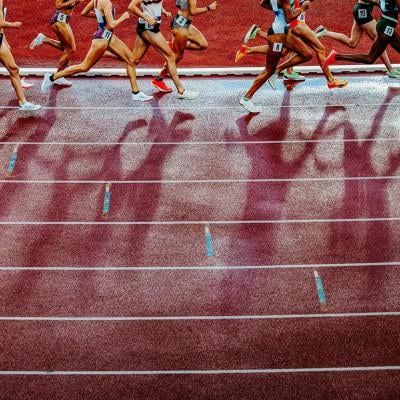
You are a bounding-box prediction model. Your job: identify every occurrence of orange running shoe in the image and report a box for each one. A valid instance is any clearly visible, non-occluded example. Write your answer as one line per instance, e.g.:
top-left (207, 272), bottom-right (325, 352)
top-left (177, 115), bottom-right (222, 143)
top-left (327, 78), bottom-right (349, 89)
top-left (151, 78), bottom-right (173, 93)
top-left (235, 45), bottom-right (248, 63)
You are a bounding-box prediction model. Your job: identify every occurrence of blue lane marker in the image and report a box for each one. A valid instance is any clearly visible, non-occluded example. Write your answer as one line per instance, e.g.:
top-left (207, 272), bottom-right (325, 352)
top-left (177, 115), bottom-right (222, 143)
top-left (313, 270), bottom-right (327, 304)
top-left (7, 144), bottom-right (19, 174)
top-left (102, 183), bottom-right (111, 216)
top-left (204, 225), bottom-right (214, 257)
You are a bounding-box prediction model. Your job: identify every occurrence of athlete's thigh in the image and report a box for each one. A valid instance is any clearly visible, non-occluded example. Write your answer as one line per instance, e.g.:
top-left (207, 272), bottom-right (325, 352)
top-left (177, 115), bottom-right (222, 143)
top-left (0, 41), bottom-right (18, 70)
top-left (295, 23), bottom-right (323, 51)
top-left (284, 31), bottom-right (309, 56)
top-left (349, 21), bottom-right (364, 45)
top-left (187, 24), bottom-right (206, 44)
top-left (108, 35), bottom-right (132, 63)
top-left (132, 34), bottom-right (150, 62)
top-left (53, 23), bottom-right (76, 50)
top-left (362, 19), bottom-right (378, 41)
top-left (82, 40), bottom-right (108, 66)
top-left (389, 31), bottom-right (400, 52)
top-left (142, 31), bottom-right (171, 56)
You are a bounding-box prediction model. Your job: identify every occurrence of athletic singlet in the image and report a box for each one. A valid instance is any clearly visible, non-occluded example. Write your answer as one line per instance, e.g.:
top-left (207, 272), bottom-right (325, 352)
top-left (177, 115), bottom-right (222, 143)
top-left (380, 0), bottom-right (398, 21)
top-left (0, 4), bottom-right (6, 33)
top-left (270, 0), bottom-right (288, 34)
top-left (60, 0), bottom-right (77, 11)
top-left (94, 0), bottom-right (116, 29)
top-left (176, 0), bottom-right (189, 11)
top-left (139, 0), bottom-right (162, 24)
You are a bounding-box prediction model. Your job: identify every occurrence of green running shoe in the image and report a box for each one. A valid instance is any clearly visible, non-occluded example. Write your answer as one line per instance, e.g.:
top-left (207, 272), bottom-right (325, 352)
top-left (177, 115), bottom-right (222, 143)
top-left (283, 70), bottom-right (306, 81)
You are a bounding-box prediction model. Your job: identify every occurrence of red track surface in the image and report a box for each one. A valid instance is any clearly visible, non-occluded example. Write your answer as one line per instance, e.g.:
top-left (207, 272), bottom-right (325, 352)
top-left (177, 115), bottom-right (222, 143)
top-left (1, 74), bottom-right (400, 398)
top-left (4, 0), bottom-right (400, 68)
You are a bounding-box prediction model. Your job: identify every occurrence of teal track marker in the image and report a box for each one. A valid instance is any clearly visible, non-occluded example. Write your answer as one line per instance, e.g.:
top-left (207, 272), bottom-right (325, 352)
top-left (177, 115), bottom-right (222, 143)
top-left (7, 144), bottom-right (19, 174)
top-left (102, 183), bottom-right (111, 215)
top-left (313, 270), bottom-right (327, 304)
top-left (204, 226), bottom-right (214, 257)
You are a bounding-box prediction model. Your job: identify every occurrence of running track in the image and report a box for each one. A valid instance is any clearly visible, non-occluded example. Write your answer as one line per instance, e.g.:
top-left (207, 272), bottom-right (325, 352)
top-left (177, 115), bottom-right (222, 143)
top-left (1, 74), bottom-right (400, 398)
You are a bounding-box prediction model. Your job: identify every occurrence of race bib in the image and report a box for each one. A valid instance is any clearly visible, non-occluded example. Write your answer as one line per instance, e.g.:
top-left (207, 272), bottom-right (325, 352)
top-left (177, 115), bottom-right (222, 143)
top-left (358, 8), bottom-right (367, 19)
top-left (298, 13), bottom-right (305, 22)
top-left (175, 15), bottom-right (187, 27)
top-left (57, 13), bottom-right (68, 23)
top-left (384, 25), bottom-right (395, 36)
top-left (101, 29), bottom-right (112, 41)
top-left (272, 42), bottom-right (283, 52)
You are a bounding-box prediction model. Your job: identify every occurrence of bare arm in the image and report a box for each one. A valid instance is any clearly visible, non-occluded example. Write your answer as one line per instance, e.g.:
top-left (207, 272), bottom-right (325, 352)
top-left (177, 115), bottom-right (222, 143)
top-left (81, 0), bottom-right (96, 17)
top-left (282, 0), bottom-right (309, 22)
top-left (128, 0), bottom-right (157, 25)
top-left (55, 0), bottom-right (79, 10)
top-left (100, 0), bottom-right (129, 28)
top-left (360, 0), bottom-right (380, 7)
top-left (0, 1), bottom-right (22, 29)
top-left (188, 0), bottom-right (217, 16)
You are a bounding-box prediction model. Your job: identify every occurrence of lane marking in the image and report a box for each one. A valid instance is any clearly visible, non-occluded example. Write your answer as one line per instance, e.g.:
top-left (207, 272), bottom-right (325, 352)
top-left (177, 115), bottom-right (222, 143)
top-left (1, 217), bottom-right (400, 225)
top-left (6, 144), bottom-right (19, 175)
top-left (0, 102), bottom-right (399, 110)
top-left (0, 176), bottom-right (400, 184)
top-left (0, 261), bottom-right (399, 271)
top-left (204, 226), bottom-right (214, 257)
top-left (1, 138), bottom-right (400, 146)
top-left (314, 271), bottom-right (327, 305)
top-left (0, 366), bottom-right (400, 375)
top-left (1, 311), bottom-right (400, 321)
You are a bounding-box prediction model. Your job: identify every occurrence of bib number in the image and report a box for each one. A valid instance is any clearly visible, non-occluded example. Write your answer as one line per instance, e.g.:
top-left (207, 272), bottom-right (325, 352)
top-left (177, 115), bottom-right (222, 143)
top-left (384, 25), bottom-right (395, 36)
top-left (272, 42), bottom-right (283, 52)
top-left (358, 9), bottom-right (367, 19)
top-left (175, 15), bottom-right (187, 27)
top-left (298, 13), bottom-right (305, 22)
top-left (102, 29), bottom-right (112, 41)
top-left (57, 13), bottom-right (68, 23)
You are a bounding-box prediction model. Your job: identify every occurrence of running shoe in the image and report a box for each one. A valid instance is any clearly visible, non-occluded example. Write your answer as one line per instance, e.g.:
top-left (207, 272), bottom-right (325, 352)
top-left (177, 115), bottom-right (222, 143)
top-left (283, 70), bottom-right (306, 81)
top-left (387, 71), bottom-right (400, 79)
top-left (239, 97), bottom-right (260, 113)
top-left (19, 101), bottom-right (41, 111)
top-left (54, 77), bottom-right (72, 86)
top-left (313, 25), bottom-right (327, 38)
top-left (41, 73), bottom-right (54, 93)
top-left (327, 78), bottom-right (349, 89)
top-left (267, 73), bottom-right (278, 90)
top-left (21, 77), bottom-right (34, 89)
top-left (178, 89), bottom-right (200, 100)
top-left (235, 45), bottom-right (248, 63)
top-left (323, 50), bottom-right (337, 69)
top-left (30, 33), bottom-right (45, 49)
top-left (151, 78), bottom-right (172, 93)
top-left (244, 24), bottom-right (259, 44)
top-left (132, 92), bottom-right (153, 102)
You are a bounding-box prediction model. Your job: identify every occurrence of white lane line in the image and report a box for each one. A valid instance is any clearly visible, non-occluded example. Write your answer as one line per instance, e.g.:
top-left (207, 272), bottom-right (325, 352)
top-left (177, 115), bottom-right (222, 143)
top-left (0, 102), bottom-right (399, 110)
top-left (0, 176), bottom-right (399, 184)
top-left (0, 261), bottom-right (399, 271)
top-left (0, 138), bottom-right (399, 146)
top-left (1, 311), bottom-right (400, 321)
top-left (0, 366), bottom-right (400, 375)
top-left (1, 217), bottom-right (400, 225)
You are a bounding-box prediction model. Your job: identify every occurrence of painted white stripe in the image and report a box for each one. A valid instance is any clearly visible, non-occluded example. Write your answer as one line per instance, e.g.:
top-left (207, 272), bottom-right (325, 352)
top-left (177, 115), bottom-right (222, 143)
top-left (1, 138), bottom-right (400, 146)
top-left (1, 138), bottom-right (399, 146)
top-left (1, 217), bottom-right (400, 225)
top-left (1, 63), bottom-right (399, 76)
top-left (0, 261), bottom-right (399, 271)
top-left (0, 103), bottom-right (400, 110)
top-left (1, 311), bottom-right (400, 321)
top-left (0, 176), bottom-right (399, 185)
top-left (0, 366), bottom-right (400, 375)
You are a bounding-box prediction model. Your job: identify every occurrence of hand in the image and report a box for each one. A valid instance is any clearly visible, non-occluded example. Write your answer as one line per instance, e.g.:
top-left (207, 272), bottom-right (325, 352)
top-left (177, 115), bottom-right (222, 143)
top-left (145, 15), bottom-right (157, 25)
top-left (164, 11), bottom-right (171, 18)
top-left (121, 11), bottom-right (130, 21)
top-left (208, 1), bottom-right (217, 10)
top-left (13, 21), bottom-right (22, 28)
top-left (302, 1), bottom-right (310, 10)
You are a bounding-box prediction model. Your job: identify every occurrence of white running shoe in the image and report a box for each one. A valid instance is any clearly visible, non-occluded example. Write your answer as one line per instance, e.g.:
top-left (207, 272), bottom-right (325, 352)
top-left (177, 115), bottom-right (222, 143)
top-left (239, 97), bottom-right (260, 113)
top-left (30, 33), bottom-right (45, 49)
top-left (21, 78), bottom-right (34, 89)
top-left (41, 73), bottom-right (54, 93)
top-left (267, 73), bottom-right (278, 90)
top-left (132, 91), bottom-right (153, 102)
top-left (244, 24), bottom-right (259, 44)
top-left (19, 101), bottom-right (41, 111)
top-left (178, 89), bottom-right (200, 100)
top-left (54, 77), bottom-right (72, 86)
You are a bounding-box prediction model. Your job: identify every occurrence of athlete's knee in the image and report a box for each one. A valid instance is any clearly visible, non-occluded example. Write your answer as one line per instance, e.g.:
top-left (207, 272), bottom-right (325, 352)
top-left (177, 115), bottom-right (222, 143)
top-left (8, 63), bottom-right (20, 77)
top-left (303, 50), bottom-right (312, 61)
top-left (65, 47), bottom-right (76, 57)
top-left (79, 61), bottom-right (92, 72)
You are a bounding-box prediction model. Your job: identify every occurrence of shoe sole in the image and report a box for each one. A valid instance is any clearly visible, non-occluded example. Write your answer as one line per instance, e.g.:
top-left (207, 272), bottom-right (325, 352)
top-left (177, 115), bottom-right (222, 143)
top-left (151, 81), bottom-right (172, 93)
top-left (244, 24), bottom-right (258, 44)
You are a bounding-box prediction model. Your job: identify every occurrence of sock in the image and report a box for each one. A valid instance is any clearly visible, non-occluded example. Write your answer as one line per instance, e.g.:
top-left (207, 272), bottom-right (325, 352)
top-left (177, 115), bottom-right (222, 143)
top-left (50, 74), bottom-right (55, 82)
top-left (132, 91), bottom-right (140, 95)
top-left (155, 76), bottom-right (163, 82)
